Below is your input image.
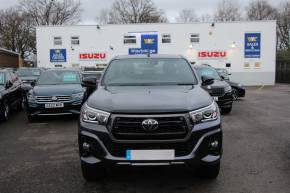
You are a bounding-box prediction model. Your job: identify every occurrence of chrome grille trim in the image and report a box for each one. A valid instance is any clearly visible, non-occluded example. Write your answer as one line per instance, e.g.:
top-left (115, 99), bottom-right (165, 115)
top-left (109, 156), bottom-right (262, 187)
top-left (35, 95), bottom-right (71, 103)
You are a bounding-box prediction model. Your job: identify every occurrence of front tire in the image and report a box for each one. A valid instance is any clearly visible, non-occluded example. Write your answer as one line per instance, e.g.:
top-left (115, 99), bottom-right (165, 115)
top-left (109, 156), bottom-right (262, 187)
top-left (221, 105), bottom-right (232, 114)
top-left (81, 161), bottom-right (105, 181)
top-left (196, 162), bottom-right (220, 179)
top-left (0, 101), bottom-right (10, 122)
top-left (27, 114), bottom-right (36, 122)
top-left (232, 88), bottom-right (239, 101)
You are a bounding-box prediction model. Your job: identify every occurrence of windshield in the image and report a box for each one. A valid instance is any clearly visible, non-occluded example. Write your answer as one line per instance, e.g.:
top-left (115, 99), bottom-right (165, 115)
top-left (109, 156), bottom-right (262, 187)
top-left (197, 67), bottom-right (221, 80)
top-left (37, 71), bottom-right (81, 85)
top-left (103, 58), bottom-right (197, 86)
top-left (0, 72), bottom-right (5, 85)
top-left (16, 69), bottom-right (41, 77)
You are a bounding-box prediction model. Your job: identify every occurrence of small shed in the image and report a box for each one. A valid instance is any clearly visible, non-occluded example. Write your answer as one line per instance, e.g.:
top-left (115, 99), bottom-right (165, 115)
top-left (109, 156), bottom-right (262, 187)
top-left (0, 48), bottom-right (20, 68)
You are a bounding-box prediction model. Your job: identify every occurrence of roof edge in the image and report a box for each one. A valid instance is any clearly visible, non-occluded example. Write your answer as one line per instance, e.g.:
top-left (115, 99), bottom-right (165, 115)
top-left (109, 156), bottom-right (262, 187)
top-left (0, 47), bottom-right (20, 56)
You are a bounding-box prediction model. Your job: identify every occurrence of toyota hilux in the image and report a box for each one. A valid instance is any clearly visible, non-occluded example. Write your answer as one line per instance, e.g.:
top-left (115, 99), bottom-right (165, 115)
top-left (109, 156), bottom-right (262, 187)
top-left (79, 55), bottom-right (223, 181)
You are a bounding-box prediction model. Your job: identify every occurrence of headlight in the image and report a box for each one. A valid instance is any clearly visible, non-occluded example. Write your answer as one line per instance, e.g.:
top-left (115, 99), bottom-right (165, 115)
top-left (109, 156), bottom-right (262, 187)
top-left (225, 86), bottom-right (232, 93)
top-left (72, 92), bottom-right (84, 99)
top-left (81, 104), bottom-right (110, 124)
top-left (27, 93), bottom-right (35, 102)
top-left (238, 83), bottom-right (243, 87)
top-left (189, 102), bottom-right (218, 123)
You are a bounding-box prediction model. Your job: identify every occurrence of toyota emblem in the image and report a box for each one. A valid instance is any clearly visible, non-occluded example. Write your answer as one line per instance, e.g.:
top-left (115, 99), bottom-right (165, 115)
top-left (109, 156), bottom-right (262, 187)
top-left (142, 119), bottom-right (159, 132)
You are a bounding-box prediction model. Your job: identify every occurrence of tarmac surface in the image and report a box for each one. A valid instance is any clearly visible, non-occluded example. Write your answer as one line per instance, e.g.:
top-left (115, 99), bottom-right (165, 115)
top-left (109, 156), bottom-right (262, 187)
top-left (0, 84), bottom-right (290, 193)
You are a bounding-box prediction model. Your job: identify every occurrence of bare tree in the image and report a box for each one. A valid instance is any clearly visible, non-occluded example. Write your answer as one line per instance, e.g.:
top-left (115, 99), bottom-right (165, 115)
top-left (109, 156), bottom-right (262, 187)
top-left (99, 0), bottom-right (167, 24)
top-left (96, 9), bottom-right (111, 25)
top-left (277, 2), bottom-right (290, 50)
top-left (200, 13), bottom-right (214, 22)
top-left (19, 0), bottom-right (82, 25)
top-left (214, 0), bottom-right (242, 22)
top-left (175, 9), bottom-right (199, 23)
top-left (246, 0), bottom-right (277, 20)
top-left (0, 8), bottom-right (35, 59)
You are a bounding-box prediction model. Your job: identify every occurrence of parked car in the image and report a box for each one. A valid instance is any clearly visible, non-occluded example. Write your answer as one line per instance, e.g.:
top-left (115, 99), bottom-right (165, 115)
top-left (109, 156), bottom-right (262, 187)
top-left (0, 69), bottom-right (23, 121)
top-left (215, 68), bottom-right (230, 80)
top-left (16, 68), bottom-right (44, 85)
top-left (215, 68), bottom-right (246, 100)
top-left (5, 68), bottom-right (17, 74)
top-left (78, 55), bottom-right (223, 181)
top-left (193, 65), bottom-right (233, 114)
top-left (24, 69), bottom-right (87, 120)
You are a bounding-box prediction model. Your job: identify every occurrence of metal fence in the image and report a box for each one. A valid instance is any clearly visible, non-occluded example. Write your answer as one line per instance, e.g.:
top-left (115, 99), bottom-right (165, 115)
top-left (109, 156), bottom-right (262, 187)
top-left (276, 60), bottom-right (290, 83)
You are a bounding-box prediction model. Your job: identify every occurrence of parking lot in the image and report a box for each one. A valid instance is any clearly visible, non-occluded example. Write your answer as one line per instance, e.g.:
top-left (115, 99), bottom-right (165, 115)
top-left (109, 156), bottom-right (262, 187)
top-left (0, 84), bottom-right (289, 193)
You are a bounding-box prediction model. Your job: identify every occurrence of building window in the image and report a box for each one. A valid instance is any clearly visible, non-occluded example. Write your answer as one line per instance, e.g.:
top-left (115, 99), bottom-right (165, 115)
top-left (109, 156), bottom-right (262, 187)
top-left (124, 35), bottom-right (136, 44)
top-left (71, 36), bottom-right (80, 45)
top-left (72, 63), bottom-right (80, 68)
top-left (190, 33), bottom-right (200, 43)
top-left (162, 34), bottom-right (171, 43)
top-left (54, 36), bottom-right (62, 46)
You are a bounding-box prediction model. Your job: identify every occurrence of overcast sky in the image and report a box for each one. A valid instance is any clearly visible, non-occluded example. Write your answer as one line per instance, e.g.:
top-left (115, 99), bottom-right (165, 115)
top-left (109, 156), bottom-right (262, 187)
top-left (0, 0), bottom-right (283, 24)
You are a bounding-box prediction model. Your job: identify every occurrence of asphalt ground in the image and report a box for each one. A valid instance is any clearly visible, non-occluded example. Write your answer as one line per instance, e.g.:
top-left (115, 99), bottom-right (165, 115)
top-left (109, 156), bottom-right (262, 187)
top-left (0, 84), bottom-right (290, 193)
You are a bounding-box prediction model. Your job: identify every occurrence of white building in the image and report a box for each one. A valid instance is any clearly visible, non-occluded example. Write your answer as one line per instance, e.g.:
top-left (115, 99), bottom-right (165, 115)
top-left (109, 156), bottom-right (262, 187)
top-left (36, 21), bottom-right (276, 85)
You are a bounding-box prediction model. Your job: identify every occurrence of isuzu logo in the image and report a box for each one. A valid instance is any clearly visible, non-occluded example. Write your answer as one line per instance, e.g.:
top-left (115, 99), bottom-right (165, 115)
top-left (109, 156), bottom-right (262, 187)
top-left (198, 51), bottom-right (227, 58)
top-left (142, 119), bottom-right (159, 132)
top-left (79, 53), bottom-right (106, 60)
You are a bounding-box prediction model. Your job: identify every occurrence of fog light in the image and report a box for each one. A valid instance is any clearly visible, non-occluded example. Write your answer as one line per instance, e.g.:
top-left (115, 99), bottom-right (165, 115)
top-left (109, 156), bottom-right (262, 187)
top-left (210, 141), bottom-right (219, 149)
top-left (82, 142), bottom-right (90, 151)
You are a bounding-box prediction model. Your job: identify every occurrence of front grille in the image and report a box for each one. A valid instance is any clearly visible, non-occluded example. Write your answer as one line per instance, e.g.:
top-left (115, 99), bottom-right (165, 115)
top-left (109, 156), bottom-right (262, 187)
top-left (35, 95), bottom-right (71, 103)
top-left (104, 132), bottom-right (203, 157)
top-left (209, 88), bottom-right (225, 97)
top-left (111, 115), bottom-right (189, 140)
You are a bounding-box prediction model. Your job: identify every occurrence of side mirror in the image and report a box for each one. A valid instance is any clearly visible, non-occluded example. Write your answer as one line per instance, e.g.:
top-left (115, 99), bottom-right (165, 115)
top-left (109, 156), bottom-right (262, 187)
top-left (31, 81), bottom-right (36, 87)
top-left (5, 81), bottom-right (13, 89)
top-left (221, 75), bottom-right (229, 81)
top-left (82, 76), bottom-right (98, 89)
top-left (201, 76), bottom-right (214, 86)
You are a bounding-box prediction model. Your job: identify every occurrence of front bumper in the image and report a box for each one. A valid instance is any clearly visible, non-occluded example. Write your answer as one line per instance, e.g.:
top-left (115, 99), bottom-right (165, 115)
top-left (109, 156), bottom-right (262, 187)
top-left (78, 117), bottom-right (222, 167)
top-left (26, 100), bottom-right (83, 116)
top-left (215, 92), bottom-right (233, 108)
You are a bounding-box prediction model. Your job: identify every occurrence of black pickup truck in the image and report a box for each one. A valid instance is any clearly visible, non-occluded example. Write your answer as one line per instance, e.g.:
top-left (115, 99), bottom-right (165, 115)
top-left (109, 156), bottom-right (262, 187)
top-left (78, 55), bottom-right (223, 181)
top-left (193, 65), bottom-right (233, 114)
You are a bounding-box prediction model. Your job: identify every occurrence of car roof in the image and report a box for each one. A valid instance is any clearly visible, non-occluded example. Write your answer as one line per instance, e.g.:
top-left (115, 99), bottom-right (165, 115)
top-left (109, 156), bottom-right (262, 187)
top-left (17, 67), bottom-right (43, 71)
top-left (45, 68), bottom-right (80, 72)
top-left (82, 71), bottom-right (103, 74)
top-left (193, 64), bottom-right (215, 69)
top-left (113, 54), bottom-right (185, 60)
top-left (0, 69), bottom-right (8, 72)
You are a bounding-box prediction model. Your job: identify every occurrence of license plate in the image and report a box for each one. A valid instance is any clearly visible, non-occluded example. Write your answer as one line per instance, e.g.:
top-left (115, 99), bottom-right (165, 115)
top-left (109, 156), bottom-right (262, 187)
top-left (126, 150), bottom-right (175, 161)
top-left (213, 97), bottom-right (219, 101)
top-left (45, 103), bottom-right (64, 109)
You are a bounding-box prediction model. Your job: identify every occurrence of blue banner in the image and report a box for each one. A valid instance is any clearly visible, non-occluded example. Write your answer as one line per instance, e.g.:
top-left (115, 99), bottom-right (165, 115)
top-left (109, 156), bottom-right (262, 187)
top-left (129, 34), bottom-right (158, 55)
top-left (244, 33), bottom-right (261, 58)
top-left (50, 49), bottom-right (67, 62)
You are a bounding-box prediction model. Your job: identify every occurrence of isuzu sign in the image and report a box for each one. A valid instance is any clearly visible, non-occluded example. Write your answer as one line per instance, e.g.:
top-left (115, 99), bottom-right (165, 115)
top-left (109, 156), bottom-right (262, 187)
top-left (79, 53), bottom-right (106, 60)
top-left (198, 51), bottom-right (227, 59)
